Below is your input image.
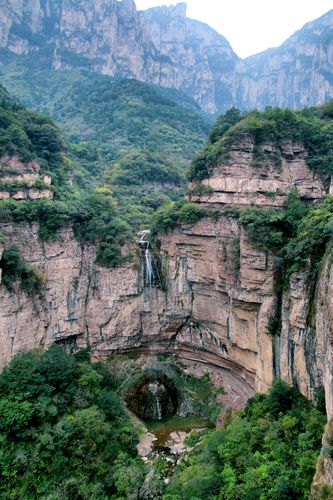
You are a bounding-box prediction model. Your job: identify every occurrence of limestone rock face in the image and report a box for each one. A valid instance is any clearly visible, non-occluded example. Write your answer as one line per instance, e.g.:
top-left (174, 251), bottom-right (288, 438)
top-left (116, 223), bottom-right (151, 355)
top-left (0, 0), bottom-right (239, 113)
top-left (273, 250), bottom-right (333, 421)
top-left (312, 418), bottom-right (333, 498)
top-left (142, 4), bottom-right (238, 113)
top-left (0, 155), bottom-right (53, 199)
top-left (0, 135), bottom-right (333, 489)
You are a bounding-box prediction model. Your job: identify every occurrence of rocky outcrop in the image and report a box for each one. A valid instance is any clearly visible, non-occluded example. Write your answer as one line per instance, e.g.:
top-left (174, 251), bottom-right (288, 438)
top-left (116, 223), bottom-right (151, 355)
top-left (142, 4), bottom-right (238, 113)
top-left (277, 260), bottom-right (333, 416)
top-left (1, 2), bottom-right (332, 113)
top-left (0, 155), bottom-right (53, 200)
top-left (189, 138), bottom-right (324, 208)
top-left (0, 0), bottom-right (239, 113)
top-left (0, 132), bottom-right (332, 491)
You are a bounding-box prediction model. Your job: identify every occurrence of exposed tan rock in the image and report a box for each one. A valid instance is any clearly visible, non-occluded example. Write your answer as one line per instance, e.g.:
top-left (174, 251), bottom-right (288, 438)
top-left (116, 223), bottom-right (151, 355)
top-left (0, 155), bottom-right (53, 199)
top-left (0, 137), bottom-right (329, 408)
top-left (0, 0), bottom-right (239, 113)
top-left (1, 2), bottom-right (333, 112)
top-left (0, 136), bottom-right (332, 500)
top-left (238, 10), bottom-right (333, 110)
top-left (189, 138), bottom-right (324, 208)
top-left (0, 211), bottom-right (274, 400)
top-left (0, 155), bottom-right (41, 174)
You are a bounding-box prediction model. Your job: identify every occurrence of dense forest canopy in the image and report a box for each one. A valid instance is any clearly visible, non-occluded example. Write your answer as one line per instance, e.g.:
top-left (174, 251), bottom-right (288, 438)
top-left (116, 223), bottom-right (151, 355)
top-left (164, 380), bottom-right (326, 499)
top-left (0, 347), bottom-right (146, 498)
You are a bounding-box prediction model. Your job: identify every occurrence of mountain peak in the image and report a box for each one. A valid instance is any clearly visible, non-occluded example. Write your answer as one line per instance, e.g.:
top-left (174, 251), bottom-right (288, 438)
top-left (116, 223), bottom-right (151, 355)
top-left (143, 2), bottom-right (187, 18)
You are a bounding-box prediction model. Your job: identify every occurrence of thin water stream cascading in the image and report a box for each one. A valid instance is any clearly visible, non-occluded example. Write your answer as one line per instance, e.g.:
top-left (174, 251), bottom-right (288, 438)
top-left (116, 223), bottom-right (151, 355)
top-left (139, 230), bottom-right (156, 288)
top-left (125, 372), bottom-right (178, 420)
top-left (149, 381), bottom-right (162, 420)
top-left (145, 244), bottom-right (154, 287)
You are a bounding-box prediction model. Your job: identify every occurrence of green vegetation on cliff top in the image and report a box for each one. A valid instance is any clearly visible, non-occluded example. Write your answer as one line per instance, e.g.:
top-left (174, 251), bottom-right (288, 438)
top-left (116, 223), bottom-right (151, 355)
top-left (2, 57), bottom-right (333, 276)
top-left (189, 104), bottom-right (333, 185)
top-left (0, 71), bottom-right (212, 267)
top-left (187, 103), bottom-right (333, 291)
top-left (0, 54), bottom-right (210, 191)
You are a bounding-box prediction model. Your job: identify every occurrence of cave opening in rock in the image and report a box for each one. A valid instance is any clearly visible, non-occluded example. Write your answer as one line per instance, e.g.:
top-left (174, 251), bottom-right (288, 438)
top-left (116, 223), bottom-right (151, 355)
top-left (124, 372), bottom-right (178, 421)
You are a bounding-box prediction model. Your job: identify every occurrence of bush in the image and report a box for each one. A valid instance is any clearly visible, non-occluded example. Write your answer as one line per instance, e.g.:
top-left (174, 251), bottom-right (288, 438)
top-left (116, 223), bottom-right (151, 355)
top-left (188, 107), bottom-right (243, 181)
top-left (0, 190), bottom-right (134, 268)
top-left (151, 200), bottom-right (218, 234)
top-left (188, 102), bottom-right (333, 187)
top-left (0, 245), bottom-right (45, 295)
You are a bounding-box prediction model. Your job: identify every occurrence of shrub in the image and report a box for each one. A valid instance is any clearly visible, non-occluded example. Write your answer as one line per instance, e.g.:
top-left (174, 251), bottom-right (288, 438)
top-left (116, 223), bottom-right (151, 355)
top-left (188, 103), bottom-right (333, 188)
top-left (0, 346), bottom-right (145, 498)
top-left (151, 200), bottom-right (218, 234)
top-left (188, 184), bottom-right (214, 196)
top-left (0, 245), bottom-right (45, 295)
top-left (267, 315), bottom-right (282, 336)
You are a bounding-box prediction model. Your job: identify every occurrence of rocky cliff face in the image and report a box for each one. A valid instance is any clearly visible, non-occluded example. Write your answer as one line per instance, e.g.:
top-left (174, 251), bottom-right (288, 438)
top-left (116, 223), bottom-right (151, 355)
top-left (1, 136), bottom-right (332, 418)
top-left (189, 137), bottom-right (324, 207)
top-left (1, 132), bottom-right (333, 487)
top-left (239, 10), bottom-right (333, 110)
top-left (142, 4), bottom-right (238, 113)
top-left (0, 155), bottom-right (53, 200)
top-left (0, 0), bottom-right (239, 113)
top-left (1, 1), bottom-right (332, 113)
top-left (312, 419), bottom-right (333, 498)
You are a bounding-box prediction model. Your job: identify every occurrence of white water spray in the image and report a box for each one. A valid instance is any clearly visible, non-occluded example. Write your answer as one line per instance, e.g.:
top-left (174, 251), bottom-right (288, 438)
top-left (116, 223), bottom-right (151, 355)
top-left (145, 245), bottom-right (154, 287)
top-left (149, 381), bottom-right (162, 420)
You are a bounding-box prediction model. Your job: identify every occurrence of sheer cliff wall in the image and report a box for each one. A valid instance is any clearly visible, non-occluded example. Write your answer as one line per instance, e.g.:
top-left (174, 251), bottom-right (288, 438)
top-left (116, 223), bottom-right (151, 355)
top-left (0, 136), bottom-right (332, 422)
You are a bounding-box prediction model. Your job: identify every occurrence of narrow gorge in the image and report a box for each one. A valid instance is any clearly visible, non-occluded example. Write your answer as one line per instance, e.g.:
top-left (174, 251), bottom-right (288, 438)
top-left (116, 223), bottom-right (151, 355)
top-left (0, 1), bottom-right (333, 497)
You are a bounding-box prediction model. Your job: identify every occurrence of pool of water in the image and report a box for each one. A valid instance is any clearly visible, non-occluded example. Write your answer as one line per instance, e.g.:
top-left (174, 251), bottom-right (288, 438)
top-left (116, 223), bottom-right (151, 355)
top-left (145, 415), bottom-right (211, 449)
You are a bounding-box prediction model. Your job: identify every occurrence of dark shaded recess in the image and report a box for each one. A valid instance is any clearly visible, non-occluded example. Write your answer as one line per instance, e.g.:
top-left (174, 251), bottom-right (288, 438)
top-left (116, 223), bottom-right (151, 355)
top-left (124, 371), bottom-right (178, 420)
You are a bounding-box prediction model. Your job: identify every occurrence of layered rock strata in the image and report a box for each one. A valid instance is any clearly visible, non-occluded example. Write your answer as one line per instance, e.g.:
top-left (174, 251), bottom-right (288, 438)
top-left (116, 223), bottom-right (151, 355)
top-left (0, 155), bottom-right (53, 200)
top-left (0, 0), bottom-right (239, 113)
top-left (1, 131), bottom-right (333, 490)
top-left (311, 418), bottom-right (333, 498)
top-left (189, 137), bottom-right (324, 208)
top-left (1, 137), bottom-right (331, 417)
top-left (239, 10), bottom-right (333, 110)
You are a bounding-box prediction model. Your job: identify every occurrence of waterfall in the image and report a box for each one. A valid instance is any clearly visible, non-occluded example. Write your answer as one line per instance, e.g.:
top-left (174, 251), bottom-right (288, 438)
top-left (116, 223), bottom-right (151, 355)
top-left (138, 230), bottom-right (160, 289)
top-left (149, 381), bottom-right (162, 420)
top-left (145, 245), bottom-right (154, 287)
